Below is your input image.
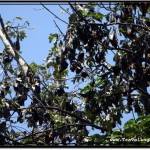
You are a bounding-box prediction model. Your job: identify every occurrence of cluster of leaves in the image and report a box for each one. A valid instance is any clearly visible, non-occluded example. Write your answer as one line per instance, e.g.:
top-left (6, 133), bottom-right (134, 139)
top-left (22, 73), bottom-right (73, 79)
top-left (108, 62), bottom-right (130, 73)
top-left (88, 115), bottom-right (150, 146)
top-left (0, 2), bottom-right (150, 146)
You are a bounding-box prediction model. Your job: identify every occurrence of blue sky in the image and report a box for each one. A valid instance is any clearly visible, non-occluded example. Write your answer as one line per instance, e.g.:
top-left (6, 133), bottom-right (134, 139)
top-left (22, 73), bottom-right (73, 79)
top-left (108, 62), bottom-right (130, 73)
top-left (0, 3), bottom-right (136, 136)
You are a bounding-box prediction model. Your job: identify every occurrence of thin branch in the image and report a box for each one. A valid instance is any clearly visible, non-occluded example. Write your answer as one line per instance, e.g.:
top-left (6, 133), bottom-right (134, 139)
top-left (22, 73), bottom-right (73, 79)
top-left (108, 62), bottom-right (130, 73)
top-left (98, 2), bottom-right (115, 12)
top-left (53, 20), bottom-right (65, 36)
top-left (40, 3), bottom-right (68, 25)
top-left (70, 21), bottom-right (150, 32)
top-left (17, 123), bottom-right (89, 142)
top-left (94, 22), bottom-right (150, 32)
top-left (107, 22), bottom-right (150, 32)
top-left (19, 105), bottom-right (104, 131)
top-left (57, 123), bottom-right (88, 130)
top-left (7, 21), bottom-right (32, 30)
top-left (107, 46), bottom-right (150, 64)
top-left (45, 106), bottom-right (104, 131)
top-left (59, 5), bottom-right (71, 15)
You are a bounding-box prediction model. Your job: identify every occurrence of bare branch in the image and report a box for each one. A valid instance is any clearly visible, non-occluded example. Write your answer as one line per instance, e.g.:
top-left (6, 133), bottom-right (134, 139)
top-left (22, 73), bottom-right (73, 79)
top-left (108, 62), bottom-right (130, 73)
top-left (59, 5), bottom-right (71, 15)
top-left (40, 3), bottom-right (68, 25)
top-left (53, 20), bottom-right (65, 36)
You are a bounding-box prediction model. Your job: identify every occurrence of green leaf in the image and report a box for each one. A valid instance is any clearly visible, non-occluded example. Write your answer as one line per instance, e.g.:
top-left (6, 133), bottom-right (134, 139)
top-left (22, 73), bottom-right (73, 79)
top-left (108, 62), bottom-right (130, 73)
top-left (105, 13), bottom-right (110, 22)
top-left (8, 65), bottom-right (14, 74)
top-left (119, 28), bottom-right (124, 33)
top-left (25, 138), bottom-right (34, 144)
top-left (51, 46), bottom-right (57, 52)
top-left (25, 20), bottom-right (30, 26)
top-left (30, 62), bottom-right (39, 71)
top-left (9, 31), bottom-right (16, 38)
top-left (49, 33), bottom-right (58, 43)
top-left (124, 127), bottom-right (137, 138)
top-left (81, 9), bottom-right (88, 16)
top-left (69, 13), bottom-right (77, 23)
top-left (16, 16), bottom-right (22, 20)
top-left (124, 119), bottom-right (135, 129)
top-left (140, 115), bottom-right (150, 127)
top-left (95, 78), bottom-right (105, 87)
top-left (6, 21), bottom-right (11, 25)
top-left (19, 30), bottom-right (27, 40)
top-left (88, 12), bottom-right (103, 22)
top-left (11, 129), bottom-right (16, 138)
top-left (113, 53), bottom-right (119, 62)
top-left (148, 6), bottom-right (150, 12)
top-left (112, 130), bottom-right (122, 136)
top-left (80, 85), bottom-right (91, 93)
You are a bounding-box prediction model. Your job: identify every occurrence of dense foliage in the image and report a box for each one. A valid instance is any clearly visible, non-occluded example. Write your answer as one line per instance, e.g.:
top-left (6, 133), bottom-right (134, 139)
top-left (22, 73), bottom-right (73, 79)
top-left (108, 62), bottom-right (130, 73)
top-left (0, 2), bottom-right (150, 146)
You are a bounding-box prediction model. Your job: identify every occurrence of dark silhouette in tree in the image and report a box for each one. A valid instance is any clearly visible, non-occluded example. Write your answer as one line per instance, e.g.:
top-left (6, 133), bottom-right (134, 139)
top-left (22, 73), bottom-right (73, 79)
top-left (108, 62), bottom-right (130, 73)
top-left (0, 2), bottom-right (150, 146)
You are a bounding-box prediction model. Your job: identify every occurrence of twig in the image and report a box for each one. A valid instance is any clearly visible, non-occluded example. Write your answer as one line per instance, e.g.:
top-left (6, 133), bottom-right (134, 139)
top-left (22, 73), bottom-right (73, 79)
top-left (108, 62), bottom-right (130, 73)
top-left (57, 123), bottom-right (88, 130)
top-left (59, 5), bottom-right (71, 15)
top-left (98, 2), bottom-right (115, 12)
top-left (70, 21), bottom-right (150, 32)
top-left (40, 3), bottom-right (68, 25)
top-left (96, 22), bottom-right (150, 32)
top-left (53, 20), bottom-right (65, 36)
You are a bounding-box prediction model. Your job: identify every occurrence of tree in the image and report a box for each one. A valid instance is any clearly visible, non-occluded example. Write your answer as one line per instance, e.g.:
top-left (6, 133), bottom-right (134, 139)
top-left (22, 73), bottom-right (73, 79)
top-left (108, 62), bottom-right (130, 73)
top-left (0, 2), bottom-right (150, 146)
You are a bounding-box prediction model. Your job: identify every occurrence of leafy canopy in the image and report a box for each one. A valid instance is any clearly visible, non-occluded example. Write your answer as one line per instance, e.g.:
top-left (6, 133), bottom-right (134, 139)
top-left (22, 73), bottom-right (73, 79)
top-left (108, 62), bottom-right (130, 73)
top-left (0, 2), bottom-right (150, 146)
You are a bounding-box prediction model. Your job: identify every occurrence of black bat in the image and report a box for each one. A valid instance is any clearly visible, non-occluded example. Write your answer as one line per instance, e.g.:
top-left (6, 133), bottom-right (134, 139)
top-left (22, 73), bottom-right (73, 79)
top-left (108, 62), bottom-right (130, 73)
top-left (14, 34), bottom-right (20, 51)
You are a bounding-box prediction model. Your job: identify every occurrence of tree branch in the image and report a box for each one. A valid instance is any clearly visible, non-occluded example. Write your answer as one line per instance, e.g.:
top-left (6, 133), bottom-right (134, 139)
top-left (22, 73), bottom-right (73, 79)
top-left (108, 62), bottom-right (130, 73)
top-left (70, 21), bottom-right (150, 32)
top-left (69, 2), bottom-right (89, 24)
top-left (19, 106), bottom-right (104, 131)
top-left (0, 15), bottom-right (28, 76)
top-left (45, 106), bottom-right (104, 131)
top-left (107, 46), bottom-right (150, 64)
top-left (107, 22), bottom-right (150, 32)
top-left (59, 5), bottom-right (71, 15)
top-left (40, 3), bottom-right (68, 25)
top-left (53, 20), bottom-right (65, 36)
top-left (97, 2), bottom-right (115, 12)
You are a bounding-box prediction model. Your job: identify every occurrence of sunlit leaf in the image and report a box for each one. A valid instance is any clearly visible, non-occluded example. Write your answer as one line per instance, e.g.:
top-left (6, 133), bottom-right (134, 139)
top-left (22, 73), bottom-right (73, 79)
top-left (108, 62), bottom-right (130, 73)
top-left (16, 16), bottom-right (22, 20)
top-left (49, 33), bottom-right (58, 43)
